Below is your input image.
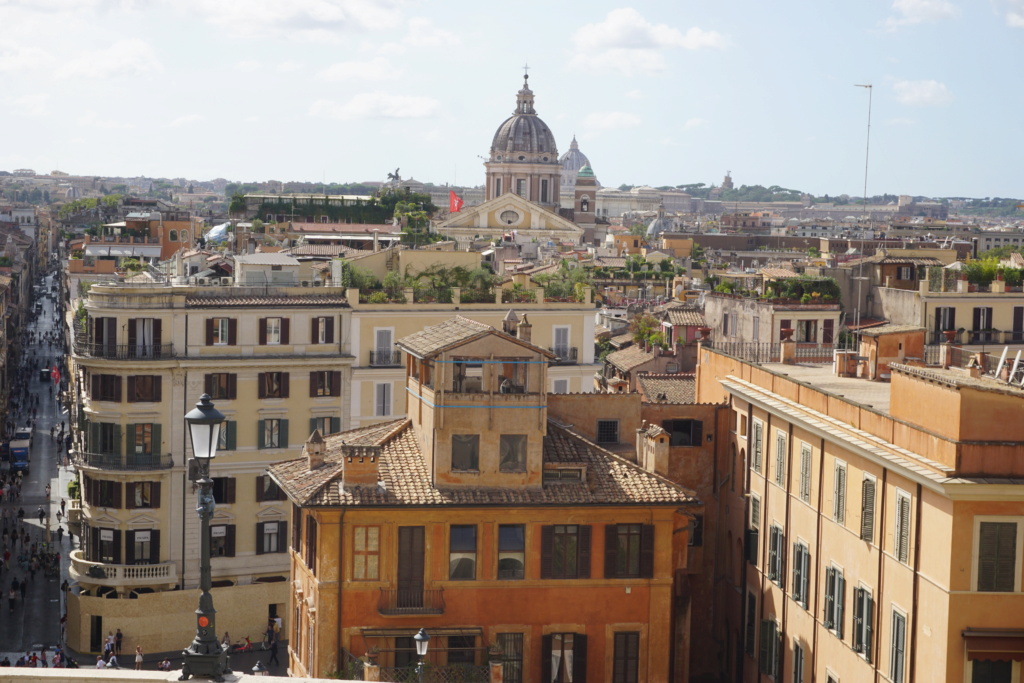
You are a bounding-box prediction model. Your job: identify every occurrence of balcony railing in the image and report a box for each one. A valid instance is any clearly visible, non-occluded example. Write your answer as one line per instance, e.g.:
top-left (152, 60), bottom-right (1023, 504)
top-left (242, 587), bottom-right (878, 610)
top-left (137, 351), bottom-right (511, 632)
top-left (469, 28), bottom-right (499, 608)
top-left (370, 349), bottom-right (403, 367)
top-left (73, 341), bottom-right (174, 360)
top-left (76, 451), bottom-right (173, 471)
top-left (69, 550), bottom-right (178, 587)
top-left (548, 346), bottom-right (579, 365)
top-left (378, 665), bottom-right (489, 683)
top-left (378, 588), bottom-right (445, 615)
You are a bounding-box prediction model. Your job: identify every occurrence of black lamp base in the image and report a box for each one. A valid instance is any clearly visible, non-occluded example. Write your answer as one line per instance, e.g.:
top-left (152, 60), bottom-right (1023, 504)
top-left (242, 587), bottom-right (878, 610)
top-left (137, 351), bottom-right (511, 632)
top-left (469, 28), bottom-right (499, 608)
top-left (179, 648), bottom-right (231, 681)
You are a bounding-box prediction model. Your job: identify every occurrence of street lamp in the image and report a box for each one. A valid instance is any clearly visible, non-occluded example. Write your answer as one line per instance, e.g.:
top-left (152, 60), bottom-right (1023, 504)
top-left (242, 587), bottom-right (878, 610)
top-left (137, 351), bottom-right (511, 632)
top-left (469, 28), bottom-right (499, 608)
top-left (252, 661), bottom-right (269, 676)
top-left (180, 393), bottom-right (229, 681)
top-left (414, 629), bottom-right (430, 683)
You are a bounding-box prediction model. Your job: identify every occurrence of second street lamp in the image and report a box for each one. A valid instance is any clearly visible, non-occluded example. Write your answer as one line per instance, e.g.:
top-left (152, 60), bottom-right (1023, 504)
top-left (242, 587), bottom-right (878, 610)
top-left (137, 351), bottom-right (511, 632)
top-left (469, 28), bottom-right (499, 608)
top-left (180, 393), bottom-right (230, 681)
top-left (414, 629), bottom-right (430, 683)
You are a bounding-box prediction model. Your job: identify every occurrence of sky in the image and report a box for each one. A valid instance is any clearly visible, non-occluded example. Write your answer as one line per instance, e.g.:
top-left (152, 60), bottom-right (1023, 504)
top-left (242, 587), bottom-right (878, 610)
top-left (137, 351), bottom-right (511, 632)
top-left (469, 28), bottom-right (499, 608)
top-left (1, 0), bottom-right (1022, 199)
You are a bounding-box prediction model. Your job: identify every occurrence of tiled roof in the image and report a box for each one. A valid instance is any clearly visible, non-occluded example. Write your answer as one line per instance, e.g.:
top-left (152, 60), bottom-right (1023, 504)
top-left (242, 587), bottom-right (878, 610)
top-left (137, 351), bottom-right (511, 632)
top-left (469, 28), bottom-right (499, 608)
top-left (233, 253), bottom-right (298, 266)
top-left (268, 419), bottom-right (697, 508)
top-left (283, 244), bottom-right (366, 257)
top-left (665, 308), bottom-right (706, 327)
top-left (760, 267), bottom-right (799, 278)
top-left (397, 316), bottom-right (494, 357)
top-left (637, 374), bottom-right (696, 404)
top-left (290, 223), bottom-right (400, 234)
top-left (858, 324), bottom-right (926, 337)
top-left (607, 345), bottom-right (656, 373)
top-left (595, 257), bottom-right (627, 268)
top-left (1010, 253), bottom-right (1024, 269)
top-left (185, 295), bottom-right (348, 308)
top-left (609, 332), bottom-right (634, 348)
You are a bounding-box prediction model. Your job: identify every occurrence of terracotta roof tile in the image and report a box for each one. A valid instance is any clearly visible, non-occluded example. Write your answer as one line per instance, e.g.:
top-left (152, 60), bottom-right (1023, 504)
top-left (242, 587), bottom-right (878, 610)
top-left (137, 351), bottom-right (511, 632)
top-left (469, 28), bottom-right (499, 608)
top-left (665, 308), bottom-right (706, 327)
top-left (637, 374), bottom-right (696, 404)
top-left (607, 345), bottom-right (656, 372)
top-left (397, 316), bottom-right (493, 357)
top-left (185, 295), bottom-right (348, 308)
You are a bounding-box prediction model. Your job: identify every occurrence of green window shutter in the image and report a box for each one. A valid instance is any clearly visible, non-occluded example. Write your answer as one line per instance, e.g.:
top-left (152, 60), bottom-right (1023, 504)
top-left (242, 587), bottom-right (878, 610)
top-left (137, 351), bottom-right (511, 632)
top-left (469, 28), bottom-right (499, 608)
top-left (226, 421), bottom-right (236, 451)
top-left (310, 418), bottom-right (318, 436)
top-left (257, 420), bottom-right (265, 449)
top-left (865, 593), bottom-right (874, 662)
top-left (824, 568), bottom-right (835, 628)
top-left (125, 424), bottom-right (136, 458)
top-left (280, 420), bottom-right (289, 449)
top-left (152, 424), bottom-right (162, 458)
top-left (113, 424), bottom-right (122, 457)
top-left (331, 417), bottom-right (340, 434)
top-left (836, 572), bottom-right (846, 639)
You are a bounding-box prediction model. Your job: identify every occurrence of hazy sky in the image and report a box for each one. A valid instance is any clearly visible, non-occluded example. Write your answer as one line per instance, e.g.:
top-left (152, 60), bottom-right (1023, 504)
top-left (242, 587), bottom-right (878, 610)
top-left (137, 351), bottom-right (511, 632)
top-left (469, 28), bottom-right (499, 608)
top-left (2, 0), bottom-right (1022, 198)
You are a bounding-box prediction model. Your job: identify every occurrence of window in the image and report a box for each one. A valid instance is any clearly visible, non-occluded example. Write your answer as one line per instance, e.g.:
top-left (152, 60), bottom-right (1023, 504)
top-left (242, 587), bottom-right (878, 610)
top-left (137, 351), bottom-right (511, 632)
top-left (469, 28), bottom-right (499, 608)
top-left (894, 491), bottom-right (911, 564)
top-left (497, 633), bottom-right (524, 683)
top-left (91, 374), bottom-right (122, 402)
top-left (553, 326), bottom-right (571, 358)
top-left (793, 642), bottom-right (805, 683)
top-left (541, 524), bottom-right (591, 579)
top-left (87, 422), bottom-right (121, 456)
top-left (127, 376), bottom-right (161, 403)
top-left (852, 586), bottom-right (874, 661)
top-left (127, 423), bottom-right (159, 456)
top-left (448, 525), bottom-right (477, 580)
top-left (935, 306), bottom-right (956, 336)
top-left (662, 419), bottom-right (703, 447)
top-left (799, 443), bottom-right (812, 503)
top-left (516, 178), bottom-right (526, 197)
top-left (95, 527), bottom-right (120, 563)
top-left (597, 420), bottom-right (619, 444)
top-left (688, 515), bottom-right (704, 547)
top-left (972, 661), bottom-right (1012, 683)
top-left (257, 521), bottom-right (287, 554)
top-left (451, 434), bottom-right (479, 471)
top-left (605, 524), bottom-right (654, 579)
top-left (211, 478), bottom-right (236, 504)
top-left (258, 372), bottom-right (288, 399)
top-left (447, 635), bottom-right (476, 665)
top-left (498, 525), bottom-right (525, 580)
top-left (861, 476), bottom-right (877, 543)
top-left (758, 619), bottom-right (780, 677)
top-left (976, 520), bottom-right (1018, 592)
top-left (127, 529), bottom-right (156, 565)
top-left (540, 179), bottom-right (549, 204)
top-left (126, 482), bottom-right (160, 509)
top-left (824, 566), bottom-right (846, 638)
top-left (767, 525), bottom-right (785, 585)
top-left (209, 317), bottom-right (234, 346)
top-left (775, 431), bottom-right (787, 486)
top-left (217, 421), bottom-right (237, 451)
top-left (543, 633), bottom-right (587, 683)
top-left (261, 317), bottom-right (285, 345)
top-left (259, 419), bottom-right (287, 449)
top-left (612, 632), bottom-right (640, 683)
top-left (310, 416), bottom-right (341, 437)
top-left (375, 382), bottom-right (391, 417)
top-left (973, 306), bottom-right (994, 331)
top-left (752, 316), bottom-right (760, 341)
top-left (310, 371), bottom-right (341, 397)
top-left (745, 591), bottom-right (757, 656)
top-left (86, 478), bottom-right (122, 508)
top-left (897, 266), bottom-right (911, 280)
top-left (792, 542), bottom-right (810, 609)
top-left (746, 494), bottom-right (761, 566)
top-left (552, 379), bottom-right (568, 394)
top-left (205, 373), bottom-right (237, 400)
top-left (833, 460), bottom-right (847, 525)
top-left (353, 526), bottom-right (380, 580)
top-left (890, 610), bottom-right (906, 683)
top-left (305, 516), bottom-right (317, 571)
top-left (210, 525), bottom-right (236, 557)
top-left (499, 434), bottom-right (527, 472)
top-left (311, 316), bottom-right (335, 345)
top-left (752, 420), bottom-right (763, 473)
top-left (256, 475), bottom-right (286, 502)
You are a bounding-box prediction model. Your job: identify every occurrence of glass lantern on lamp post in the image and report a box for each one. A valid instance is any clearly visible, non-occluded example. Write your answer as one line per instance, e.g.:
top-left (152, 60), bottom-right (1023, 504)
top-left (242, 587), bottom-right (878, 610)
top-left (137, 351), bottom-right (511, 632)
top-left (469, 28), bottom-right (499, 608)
top-left (414, 629), bottom-right (430, 683)
top-left (180, 393), bottom-right (230, 681)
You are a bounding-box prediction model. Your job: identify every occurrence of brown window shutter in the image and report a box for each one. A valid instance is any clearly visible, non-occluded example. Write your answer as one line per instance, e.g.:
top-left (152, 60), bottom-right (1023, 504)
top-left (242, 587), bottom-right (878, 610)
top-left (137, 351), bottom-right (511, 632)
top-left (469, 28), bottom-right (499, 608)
top-left (823, 319), bottom-right (835, 345)
top-left (1015, 307), bottom-right (1024, 333)
top-left (151, 483), bottom-right (161, 509)
top-left (309, 372), bottom-right (318, 398)
top-left (204, 374), bottom-right (213, 395)
top-left (256, 522), bottom-right (266, 555)
top-left (541, 635), bottom-right (553, 683)
top-left (258, 374), bottom-right (267, 399)
top-left (125, 531), bottom-right (135, 564)
top-left (331, 371), bottom-right (341, 397)
top-left (114, 377), bottom-right (122, 403)
top-left (205, 318), bottom-right (214, 345)
top-left (578, 525), bottom-right (592, 579)
top-left (92, 374), bottom-right (100, 399)
top-left (311, 317), bottom-right (319, 344)
top-left (153, 319), bottom-right (162, 347)
top-left (150, 530), bottom-right (160, 563)
top-left (112, 529), bottom-right (121, 564)
top-left (226, 525), bottom-right (236, 557)
top-left (126, 376), bottom-right (136, 403)
top-left (572, 634), bottom-right (588, 682)
top-left (256, 475), bottom-right (265, 502)
top-left (281, 318), bottom-right (290, 345)
top-left (604, 525), bottom-right (618, 578)
top-left (540, 526), bottom-right (554, 579)
top-left (278, 522), bottom-right (287, 553)
top-left (154, 376), bottom-right (162, 402)
top-left (228, 319), bottom-right (238, 345)
top-left (126, 483), bottom-right (136, 509)
top-left (326, 317), bottom-right (335, 343)
top-left (973, 308), bottom-right (982, 331)
top-left (127, 320), bottom-right (137, 350)
top-left (226, 478), bottom-right (236, 504)
top-left (113, 482), bottom-right (122, 509)
top-left (281, 373), bottom-right (290, 398)
top-left (639, 524), bottom-right (655, 578)
top-left (228, 374), bottom-right (237, 399)
top-left (258, 318), bottom-right (267, 345)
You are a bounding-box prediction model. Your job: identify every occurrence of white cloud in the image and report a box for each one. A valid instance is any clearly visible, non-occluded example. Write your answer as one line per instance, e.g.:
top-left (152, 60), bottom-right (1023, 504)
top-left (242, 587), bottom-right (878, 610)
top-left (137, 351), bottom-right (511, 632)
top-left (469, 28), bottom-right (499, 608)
top-left (317, 57), bottom-right (400, 82)
top-left (883, 0), bottom-right (958, 29)
top-left (379, 16), bottom-right (462, 54)
top-left (0, 40), bottom-right (55, 74)
top-left (570, 8), bottom-right (725, 75)
top-left (235, 60), bottom-right (261, 72)
top-left (175, 0), bottom-right (404, 41)
top-left (582, 111), bottom-right (641, 131)
top-left (168, 114), bottom-right (204, 128)
top-left (682, 117), bottom-right (705, 129)
top-left (893, 79), bottom-right (953, 106)
top-left (308, 92), bottom-right (440, 121)
top-left (11, 93), bottom-right (50, 116)
top-left (625, 89), bottom-right (644, 100)
top-left (276, 60), bottom-right (304, 73)
top-left (58, 38), bottom-right (162, 79)
top-left (1003, 0), bottom-right (1024, 26)
top-left (77, 111), bottom-right (124, 129)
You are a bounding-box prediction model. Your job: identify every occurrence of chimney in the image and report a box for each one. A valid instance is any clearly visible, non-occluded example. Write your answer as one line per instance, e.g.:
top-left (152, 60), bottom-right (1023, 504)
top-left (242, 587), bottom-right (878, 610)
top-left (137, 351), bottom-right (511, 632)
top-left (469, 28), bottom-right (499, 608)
top-left (342, 445), bottom-right (380, 489)
top-left (305, 429), bottom-right (326, 470)
top-left (502, 309), bottom-right (520, 335)
top-left (517, 314), bottom-right (532, 343)
top-left (372, 230), bottom-right (380, 253)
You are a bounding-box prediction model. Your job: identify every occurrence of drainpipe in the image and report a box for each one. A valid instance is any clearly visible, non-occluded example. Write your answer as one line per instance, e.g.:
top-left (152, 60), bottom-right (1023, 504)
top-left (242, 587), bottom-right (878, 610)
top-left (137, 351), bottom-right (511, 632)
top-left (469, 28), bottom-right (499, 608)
top-left (907, 483), bottom-right (923, 681)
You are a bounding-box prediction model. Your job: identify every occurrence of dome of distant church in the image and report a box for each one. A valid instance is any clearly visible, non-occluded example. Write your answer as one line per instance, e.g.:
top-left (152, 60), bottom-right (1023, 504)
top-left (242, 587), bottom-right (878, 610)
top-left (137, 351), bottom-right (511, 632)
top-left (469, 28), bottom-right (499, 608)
top-left (560, 136), bottom-right (592, 187)
top-left (490, 75), bottom-right (559, 161)
top-left (646, 205), bottom-right (673, 238)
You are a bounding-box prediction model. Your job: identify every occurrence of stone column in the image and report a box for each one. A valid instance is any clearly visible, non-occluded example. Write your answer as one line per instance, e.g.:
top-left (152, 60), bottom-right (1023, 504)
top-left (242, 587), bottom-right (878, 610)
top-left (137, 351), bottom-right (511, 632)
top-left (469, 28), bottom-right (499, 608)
top-left (364, 662), bottom-right (380, 681)
top-left (489, 660), bottom-right (504, 683)
top-left (780, 339), bottom-right (796, 365)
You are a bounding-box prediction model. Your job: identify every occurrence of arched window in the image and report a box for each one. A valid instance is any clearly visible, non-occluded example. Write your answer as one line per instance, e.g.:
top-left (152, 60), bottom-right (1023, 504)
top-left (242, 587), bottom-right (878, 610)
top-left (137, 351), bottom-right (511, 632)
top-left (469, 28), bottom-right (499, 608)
top-left (581, 197), bottom-right (589, 212)
top-left (168, 230), bottom-right (177, 242)
top-left (181, 230), bottom-right (189, 244)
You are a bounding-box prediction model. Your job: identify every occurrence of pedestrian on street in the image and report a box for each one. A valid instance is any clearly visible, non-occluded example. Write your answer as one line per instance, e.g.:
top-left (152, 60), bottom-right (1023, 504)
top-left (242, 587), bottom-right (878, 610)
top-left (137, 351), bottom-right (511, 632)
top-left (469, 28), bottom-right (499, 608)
top-left (36, 506), bottom-right (44, 524)
top-left (134, 645), bottom-right (143, 670)
top-left (59, 499), bottom-right (66, 516)
top-left (56, 526), bottom-right (63, 542)
top-left (115, 629), bottom-right (123, 655)
top-left (269, 638), bottom-right (280, 666)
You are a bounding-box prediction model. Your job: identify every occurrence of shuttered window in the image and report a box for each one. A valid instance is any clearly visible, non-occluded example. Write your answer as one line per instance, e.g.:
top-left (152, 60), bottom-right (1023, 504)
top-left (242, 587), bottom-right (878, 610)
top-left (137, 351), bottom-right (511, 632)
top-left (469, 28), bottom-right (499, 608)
top-left (792, 542), bottom-right (810, 609)
top-left (852, 587), bottom-right (874, 662)
top-left (375, 383), bottom-right (392, 417)
top-left (824, 566), bottom-right (845, 639)
top-left (793, 642), bottom-right (805, 683)
top-left (799, 443), bottom-right (812, 503)
top-left (833, 461), bottom-right (847, 525)
top-left (890, 611), bottom-right (906, 683)
top-left (767, 525), bottom-right (784, 585)
top-left (758, 619), bottom-right (780, 677)
top-left (746, 495), bottom-right (761, 566)
top-left (977, 521), bottom-right (1017, 592)
top-left (752, 420), bottom-right (763, 473)
top-left (774, 431), bottom-right (787, 486)
top-left (744, 592), bottom-right (757, 656)
top-left (894, 492), bottom-right (911, 564)
top-left (860, 476), bottom-right (876, 543)
top-left (540, 525), bottom-right (591, 580)
top-left (604, 524), bottom-right (655, 579)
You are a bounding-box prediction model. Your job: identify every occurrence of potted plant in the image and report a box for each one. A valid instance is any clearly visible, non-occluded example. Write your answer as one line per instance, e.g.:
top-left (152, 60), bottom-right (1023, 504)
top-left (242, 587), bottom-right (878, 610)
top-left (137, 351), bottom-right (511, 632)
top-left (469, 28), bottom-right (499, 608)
top-left (365, 646), bottom-right (380, 663)
top-left (488, 644), bottom-right (503, 662)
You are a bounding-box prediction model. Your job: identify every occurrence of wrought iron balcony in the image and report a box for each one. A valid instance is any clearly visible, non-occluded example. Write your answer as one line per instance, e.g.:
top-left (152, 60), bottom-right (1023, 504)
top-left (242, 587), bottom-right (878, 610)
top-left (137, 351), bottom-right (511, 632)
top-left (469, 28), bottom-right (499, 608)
top-left (73, 341), bottom-right (174, 360)
top-left (548, 346), bottom-right (579, 365)
top-left (69, 550), bottom-right (178, 588)
top-left (377, 588), bottom-right (445, 615)
top-left (369, 349), bottom-right (403, 367)
top-left (76, 450), bottom-right (174, 471)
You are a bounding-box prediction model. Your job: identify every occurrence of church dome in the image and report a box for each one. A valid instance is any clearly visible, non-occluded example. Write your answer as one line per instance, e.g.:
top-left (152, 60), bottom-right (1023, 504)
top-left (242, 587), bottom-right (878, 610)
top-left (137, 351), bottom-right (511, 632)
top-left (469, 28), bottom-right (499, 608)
top-left (490, 75), bottom-right (559, 161)
top-left (560, 136), bottom-right (592, 187)
top-left (646, 205), bottom-right (673, 238)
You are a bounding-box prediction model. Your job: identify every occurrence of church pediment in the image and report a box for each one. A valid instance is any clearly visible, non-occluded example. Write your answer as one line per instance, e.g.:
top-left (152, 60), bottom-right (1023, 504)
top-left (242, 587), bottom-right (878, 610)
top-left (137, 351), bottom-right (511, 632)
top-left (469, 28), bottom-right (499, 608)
top-left (440, 193), bottom-right (582, 236)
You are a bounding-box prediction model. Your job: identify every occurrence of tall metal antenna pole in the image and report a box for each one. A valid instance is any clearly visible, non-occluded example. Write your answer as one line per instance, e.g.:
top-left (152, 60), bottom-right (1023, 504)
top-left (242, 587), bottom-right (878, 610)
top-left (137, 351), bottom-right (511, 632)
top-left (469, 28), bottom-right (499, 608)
top-left (853, 84), bottom-right (873, 333)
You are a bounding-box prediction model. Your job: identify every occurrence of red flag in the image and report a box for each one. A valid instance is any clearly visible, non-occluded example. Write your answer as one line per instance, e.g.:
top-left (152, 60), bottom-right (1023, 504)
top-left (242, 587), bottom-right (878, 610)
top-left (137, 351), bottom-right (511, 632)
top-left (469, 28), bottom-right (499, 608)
top-left (449, 190), bottom-right (464, 213)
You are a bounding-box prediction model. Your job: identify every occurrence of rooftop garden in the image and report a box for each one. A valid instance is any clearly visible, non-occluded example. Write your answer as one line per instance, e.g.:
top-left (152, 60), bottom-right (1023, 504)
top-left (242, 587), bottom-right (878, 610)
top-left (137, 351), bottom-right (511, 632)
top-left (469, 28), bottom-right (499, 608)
top-left (343, 263), bottom-right (498, 304)
top-left (712, 275), bottom-right (841, 304)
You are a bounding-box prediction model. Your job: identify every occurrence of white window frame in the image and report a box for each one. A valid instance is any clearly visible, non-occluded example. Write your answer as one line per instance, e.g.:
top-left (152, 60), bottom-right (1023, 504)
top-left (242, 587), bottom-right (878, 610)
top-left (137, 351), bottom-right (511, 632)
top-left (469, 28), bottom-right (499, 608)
top-left (553, 325), bottom-right (571, 358)
top-left (833, 460), bottom-right (847, 525)
top-left (894, 489), bottom-right (912, 564)
top-left (266, 317), bottom-right (282, 345)
top-left (824, 563), bottom-right (845, 638)
top-left (792, 539), bottom-right (810, 609)
top-left (374, 382), bottom-right (392, 417)
top-left (316, 316), bottom-right (328, 344)
top-left (799, 442), bottom-right (812, 503)
top-left (861, 474), bottom-right (878, 544)
top-left (768, 523), bottom-right (785, 585)
top-left (552, 378), bottom-right (569, 394)
top-left (774, 430), bottom-right (787, 487)
top-left (752, 316), bottom-right (760, 342)
top-left (793, 641), bottom-right (805, 683)
top-left (374, 327), bottom-right (394, 363)
top-left (971, 515), bottom-right (1024, 593)
top-left (751, 419), bottom-right (764, 473)
top-left (213, 318), bottom-right (229, 346)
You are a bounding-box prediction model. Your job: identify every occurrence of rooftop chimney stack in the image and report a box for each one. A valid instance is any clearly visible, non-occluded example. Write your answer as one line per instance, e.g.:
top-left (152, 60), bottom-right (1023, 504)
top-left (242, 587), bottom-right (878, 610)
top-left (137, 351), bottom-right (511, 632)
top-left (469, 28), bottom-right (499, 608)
top-left (502, 309), bottom-right (520, 335)
top-left (305, 430), bottom-right (326, 469)
top-left (517, 314), bottom-right (532, 343)
top-left (342, 446), bottom-right (380, 489)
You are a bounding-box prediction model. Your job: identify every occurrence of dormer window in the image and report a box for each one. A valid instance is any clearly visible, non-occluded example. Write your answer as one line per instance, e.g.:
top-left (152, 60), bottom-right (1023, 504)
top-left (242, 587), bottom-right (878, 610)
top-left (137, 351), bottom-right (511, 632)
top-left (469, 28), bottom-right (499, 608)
top-left (451, 434), bottom-right (480, 471)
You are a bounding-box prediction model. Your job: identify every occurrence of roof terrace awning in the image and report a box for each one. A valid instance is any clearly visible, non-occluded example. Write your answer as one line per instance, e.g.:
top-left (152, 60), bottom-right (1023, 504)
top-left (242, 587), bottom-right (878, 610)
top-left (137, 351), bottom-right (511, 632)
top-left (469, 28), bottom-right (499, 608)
top-left (84, 245), bottom-right (162, 257)
top-left (964, 629), bottom-right (1024, 661)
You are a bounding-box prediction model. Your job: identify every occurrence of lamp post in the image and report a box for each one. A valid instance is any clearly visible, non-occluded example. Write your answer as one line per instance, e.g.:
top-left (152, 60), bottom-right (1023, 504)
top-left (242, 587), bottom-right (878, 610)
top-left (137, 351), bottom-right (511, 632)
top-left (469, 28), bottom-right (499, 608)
top-left (414, 628), bottom-right (430, 683)
top-left (180, 393), bottom-right (229, 681)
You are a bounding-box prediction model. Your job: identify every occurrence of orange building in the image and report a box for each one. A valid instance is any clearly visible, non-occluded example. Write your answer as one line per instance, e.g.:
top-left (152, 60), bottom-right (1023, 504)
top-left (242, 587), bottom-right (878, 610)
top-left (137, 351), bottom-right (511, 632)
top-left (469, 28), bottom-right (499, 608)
top-left (269, 317), bottom-right (700, 682)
